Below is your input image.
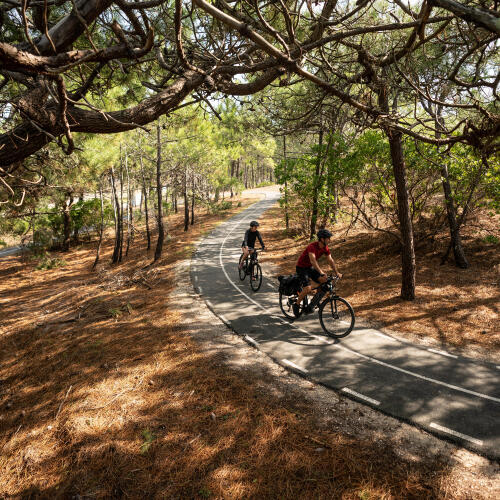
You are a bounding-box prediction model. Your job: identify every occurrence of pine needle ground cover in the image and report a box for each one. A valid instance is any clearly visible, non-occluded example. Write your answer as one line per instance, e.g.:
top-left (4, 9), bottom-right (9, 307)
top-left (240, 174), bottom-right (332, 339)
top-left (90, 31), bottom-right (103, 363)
top-left (0, 191), bottom-right (498, 498)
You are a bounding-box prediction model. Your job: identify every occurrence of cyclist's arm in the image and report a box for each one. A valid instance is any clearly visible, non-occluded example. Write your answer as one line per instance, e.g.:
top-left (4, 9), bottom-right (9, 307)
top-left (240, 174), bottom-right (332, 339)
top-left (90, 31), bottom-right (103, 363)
top-left (257, 232), bottom-right (265, 249)
top-left (308, 252), bottom-right (324, 275)
top-left (242, 229), bottom-right (250, 248)
top-left (326, 254), bottom-right (342, 277)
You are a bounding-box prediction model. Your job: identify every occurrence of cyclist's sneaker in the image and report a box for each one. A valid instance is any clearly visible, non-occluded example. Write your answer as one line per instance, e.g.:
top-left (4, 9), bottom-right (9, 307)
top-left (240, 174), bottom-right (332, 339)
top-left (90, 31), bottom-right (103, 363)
top-left (303, 304), bottom-right (314, 314)
top-left (292, 302), bottom-right (301, 318)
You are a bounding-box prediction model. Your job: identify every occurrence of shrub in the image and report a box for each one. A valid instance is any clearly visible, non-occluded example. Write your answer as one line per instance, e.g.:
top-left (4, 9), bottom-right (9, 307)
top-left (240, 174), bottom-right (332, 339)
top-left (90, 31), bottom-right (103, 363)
top-left (207, 200), bottom-right (232, 214)
top-left (256, 181), bottom-right (274, 187)
top-left (36, 255), bottom-right (66, 270)
top-left (219, 200), bottom-right (232, 210)
top-left (71, 198), bottom-right (114, 235)
top-left (484, 234), bottom-right (499, 245)
top-left (12, 219), bottom-right (30, 236)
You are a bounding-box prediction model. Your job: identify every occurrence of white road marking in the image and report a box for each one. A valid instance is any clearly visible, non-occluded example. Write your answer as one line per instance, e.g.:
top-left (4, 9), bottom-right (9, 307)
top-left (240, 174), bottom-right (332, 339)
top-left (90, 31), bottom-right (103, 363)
top-left (271, 315), bottom-right (289, 324)
top-left (367, 330), bottom-right (395, 341)
top-left (244, 335), bottom-right (258, 347)
top-left (212, 199), bottom-right (500, 405)
top-left (429, 423), bottom-right (483, 446)
top-left (205, 299), bottom-right (213, 309)
top-left (219, 314), bottom-right (229, 324)
top-left (198, 286), bottom-right (203, 294)
top-left (342, 388), bottom-right (380, 406)
top-left (282, 359), bottom-right (309, 374)
top-left (194, 275), bottom-right (198, 282)
top-left (428, 348), bottom-right (458, 359)
top-left (267, 283), bottom-right (276, 289)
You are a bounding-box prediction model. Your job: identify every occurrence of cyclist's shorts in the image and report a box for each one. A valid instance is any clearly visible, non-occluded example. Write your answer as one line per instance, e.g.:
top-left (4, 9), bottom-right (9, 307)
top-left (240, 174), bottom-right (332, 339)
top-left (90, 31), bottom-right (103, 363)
top-left (241, 242), bottom-right (255, 249)
top-left (296, 266), bottom-right (321, 285)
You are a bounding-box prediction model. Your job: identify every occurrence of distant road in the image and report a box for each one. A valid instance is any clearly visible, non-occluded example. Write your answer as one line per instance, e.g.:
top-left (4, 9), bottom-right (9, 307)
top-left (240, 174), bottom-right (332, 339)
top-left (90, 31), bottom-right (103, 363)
top-left (0, 245), bottom-right (22, 258)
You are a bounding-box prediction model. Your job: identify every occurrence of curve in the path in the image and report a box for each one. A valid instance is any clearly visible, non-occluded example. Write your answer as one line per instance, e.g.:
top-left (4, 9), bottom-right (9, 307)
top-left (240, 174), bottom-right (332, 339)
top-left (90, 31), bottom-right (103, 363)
top-left (191, 194), bottom-right (500, 460)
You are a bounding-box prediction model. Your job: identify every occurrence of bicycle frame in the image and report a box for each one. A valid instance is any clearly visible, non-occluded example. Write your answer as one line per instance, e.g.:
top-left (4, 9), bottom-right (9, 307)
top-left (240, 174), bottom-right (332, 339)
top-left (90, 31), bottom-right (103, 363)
top-left (304, 275), bottom-right (339, 310)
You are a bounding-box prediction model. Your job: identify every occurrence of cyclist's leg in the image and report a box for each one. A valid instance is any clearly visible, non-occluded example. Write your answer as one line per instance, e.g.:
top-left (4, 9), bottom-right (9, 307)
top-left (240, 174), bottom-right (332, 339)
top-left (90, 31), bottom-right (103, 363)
top-left (296, 284), bottom-right (311, 304)
top-left (295, 267), bottom-right (311, 305)
top-left (240, 245), bottom-right (249, 268)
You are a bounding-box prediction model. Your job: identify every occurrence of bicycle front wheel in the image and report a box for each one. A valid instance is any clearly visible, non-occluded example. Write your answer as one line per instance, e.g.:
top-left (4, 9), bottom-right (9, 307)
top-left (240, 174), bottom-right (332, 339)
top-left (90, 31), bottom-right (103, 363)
top-left (319, 297), bottom-right (355, 338)
top-left (250, 263), bottom-right (262, 291)
top-left (238, 254), bottom-right (246, 281)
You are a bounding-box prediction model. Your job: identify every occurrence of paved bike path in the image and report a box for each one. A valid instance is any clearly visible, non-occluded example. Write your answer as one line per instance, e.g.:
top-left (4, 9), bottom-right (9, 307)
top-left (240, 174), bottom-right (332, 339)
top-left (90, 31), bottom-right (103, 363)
top-left (191, 193), bottom-right (500, 459)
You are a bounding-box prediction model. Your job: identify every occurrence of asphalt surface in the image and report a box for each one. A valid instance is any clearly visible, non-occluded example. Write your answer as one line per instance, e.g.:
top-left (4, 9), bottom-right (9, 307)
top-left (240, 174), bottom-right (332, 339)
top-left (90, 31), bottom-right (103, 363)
top-left (192, 194), bottom-right (500, 458)
top-left (0, 245), bottom-right (22, 258)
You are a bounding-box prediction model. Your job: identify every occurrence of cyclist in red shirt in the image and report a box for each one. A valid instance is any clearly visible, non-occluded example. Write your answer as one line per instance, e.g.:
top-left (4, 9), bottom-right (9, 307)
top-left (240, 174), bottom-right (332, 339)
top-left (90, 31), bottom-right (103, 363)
top-left (293, 229), bottom-right (342, 316)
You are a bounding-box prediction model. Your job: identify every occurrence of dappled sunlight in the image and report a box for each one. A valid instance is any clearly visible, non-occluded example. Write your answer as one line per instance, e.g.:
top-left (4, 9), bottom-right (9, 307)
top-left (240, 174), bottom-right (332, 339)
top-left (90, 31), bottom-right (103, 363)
top-left (0, 193), bottom-right (497, 498)
top-left (260, 205), bottom-right (500, 355)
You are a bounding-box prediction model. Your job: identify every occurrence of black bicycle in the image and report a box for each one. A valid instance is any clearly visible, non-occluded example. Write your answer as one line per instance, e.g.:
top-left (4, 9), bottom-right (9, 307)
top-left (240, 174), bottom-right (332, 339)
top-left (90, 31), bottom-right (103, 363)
top-left (238, 249), bottom-right (263, 292)
top-left (278, 275), bottom-right (355, 338)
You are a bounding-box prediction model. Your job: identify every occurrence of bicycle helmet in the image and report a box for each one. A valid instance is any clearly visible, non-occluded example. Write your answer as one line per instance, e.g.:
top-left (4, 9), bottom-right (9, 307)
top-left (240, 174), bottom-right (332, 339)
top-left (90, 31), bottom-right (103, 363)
top-left (250, 220), bottom-right (260, 227)
top-left (317, 228), bottom-right (332, 239)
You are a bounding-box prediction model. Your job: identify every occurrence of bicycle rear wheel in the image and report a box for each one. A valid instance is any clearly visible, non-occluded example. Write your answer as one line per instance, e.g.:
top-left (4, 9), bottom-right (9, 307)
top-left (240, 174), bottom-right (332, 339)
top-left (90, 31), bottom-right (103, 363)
top-left (250, 263), bottom-right (262, 291)
top-left (318, 297), bottom-right (355, 338)
top-left (238, 254), bottom-right (246, 281)
top-left (279, 291), bottom-right (301, 319)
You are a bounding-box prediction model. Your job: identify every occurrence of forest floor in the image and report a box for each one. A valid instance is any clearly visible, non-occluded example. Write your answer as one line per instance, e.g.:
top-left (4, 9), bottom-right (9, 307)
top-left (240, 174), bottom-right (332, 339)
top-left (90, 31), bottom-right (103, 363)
top-left (0, 187), bottom-right (499, 499)
top-left (260, 204), bottom-right (500, 362)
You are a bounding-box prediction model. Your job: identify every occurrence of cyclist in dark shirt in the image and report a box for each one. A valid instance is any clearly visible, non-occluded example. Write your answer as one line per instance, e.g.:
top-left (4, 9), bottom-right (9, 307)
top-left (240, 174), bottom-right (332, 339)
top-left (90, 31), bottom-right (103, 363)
top-left (239, 220), bottom-right (265, 269)
top-left (293, 228), bottom-right (342, 316)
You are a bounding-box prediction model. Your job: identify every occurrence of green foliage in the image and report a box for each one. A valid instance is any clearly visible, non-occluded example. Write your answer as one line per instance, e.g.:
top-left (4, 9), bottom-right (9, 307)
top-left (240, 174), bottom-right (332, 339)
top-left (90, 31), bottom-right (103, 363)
top-left (11, 219), bottom-right (30, 236)
top-left (198, 487), bottom-right (212, 498)
top-left (483, 235), bottom-right (499, 245)
top-left (71, 198), bottom-right (114, 233)
top-left (275, 132), bottom-right (349, 234)
top-left (140, 429), bottom-right (156, 454)
top-left (256, 181), bottom-right (274, 187)
top-left (0, 240), bottom-right (6, 247)
top-left (35, 255), bottom-right (66, 270)
top-left (208, 200), bottom-right (232, 214)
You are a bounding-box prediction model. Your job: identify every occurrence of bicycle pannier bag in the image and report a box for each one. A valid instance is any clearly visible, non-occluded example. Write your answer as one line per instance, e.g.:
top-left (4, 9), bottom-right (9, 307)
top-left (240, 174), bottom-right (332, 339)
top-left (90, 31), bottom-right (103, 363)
top-left (278, 274), bottom-right (300, 296)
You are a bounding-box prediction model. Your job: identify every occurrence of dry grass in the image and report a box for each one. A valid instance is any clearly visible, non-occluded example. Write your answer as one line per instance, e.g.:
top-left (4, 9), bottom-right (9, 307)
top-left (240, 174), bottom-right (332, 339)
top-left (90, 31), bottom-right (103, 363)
top-left (261, 204), bottom-right (499, 355)
top-left (0, 192), bottom-right (496, 499)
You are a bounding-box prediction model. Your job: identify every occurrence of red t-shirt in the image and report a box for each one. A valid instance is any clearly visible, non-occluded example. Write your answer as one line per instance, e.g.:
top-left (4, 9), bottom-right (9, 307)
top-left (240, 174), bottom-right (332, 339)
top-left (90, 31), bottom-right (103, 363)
top-left (296, 241), bottom-right (330, 268)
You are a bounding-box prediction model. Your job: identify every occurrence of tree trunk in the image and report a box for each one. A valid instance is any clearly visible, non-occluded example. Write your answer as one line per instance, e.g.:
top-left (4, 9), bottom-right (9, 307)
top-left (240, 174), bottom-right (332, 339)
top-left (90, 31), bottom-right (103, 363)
top-left (118, 153), bottom-right (124, 263)
top-left (440, 163), bottom-right (469, 268)
top-left (310, 129), bottom-right (324, 240)
top-left (73, 194), bottom-right (82, 243)
top-left (125, 150), bottom-right (132, 257)
top-left (191, 177), bottom-right (195, 225)
top-left (230, 160), bottom-right (235, 197)
top-left (140, 154), bottom-right (151, 251)
top-left (387, 129), bottom-right (416, 300)
top-left (62, 192), bottom-right (73, 252)
top-left (434, 110), bottom-right (469, 268)
top-left (379, 83), bottom-right (416, 300)
top-left (184, 171), bottom-right (189, 232)
top-left (93, 179), bottom-right (105, 269)
top-left (283, 136), bottom-right (289, 230)
top-left (154, 122), bottom-right (165, 261)
top-left (110, 167), bottom-right (121, 263)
